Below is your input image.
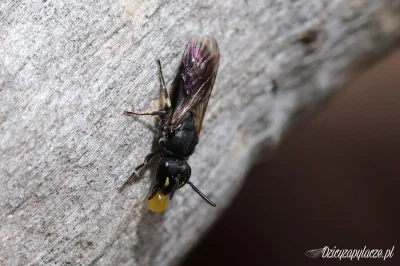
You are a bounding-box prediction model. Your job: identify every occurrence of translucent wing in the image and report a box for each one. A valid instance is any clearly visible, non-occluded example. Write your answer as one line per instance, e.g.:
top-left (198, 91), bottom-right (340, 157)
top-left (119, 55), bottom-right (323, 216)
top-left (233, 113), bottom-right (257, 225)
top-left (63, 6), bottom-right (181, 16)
top-left (170, 36), bottom-right (220, 136)
top-left (305, 248), bottom-right (324, 258)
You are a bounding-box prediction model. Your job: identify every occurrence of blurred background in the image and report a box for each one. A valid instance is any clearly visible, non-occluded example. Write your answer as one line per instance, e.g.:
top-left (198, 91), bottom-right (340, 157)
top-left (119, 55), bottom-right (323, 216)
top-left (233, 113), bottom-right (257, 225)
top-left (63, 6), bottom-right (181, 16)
top-left (181, 49), bottom-right (400, 266)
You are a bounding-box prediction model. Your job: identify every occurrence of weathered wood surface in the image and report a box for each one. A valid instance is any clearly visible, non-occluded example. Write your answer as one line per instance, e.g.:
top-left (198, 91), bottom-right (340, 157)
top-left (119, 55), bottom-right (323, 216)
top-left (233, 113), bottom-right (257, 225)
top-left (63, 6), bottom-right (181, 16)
top-left (1, 0), bottom-right (399, 265)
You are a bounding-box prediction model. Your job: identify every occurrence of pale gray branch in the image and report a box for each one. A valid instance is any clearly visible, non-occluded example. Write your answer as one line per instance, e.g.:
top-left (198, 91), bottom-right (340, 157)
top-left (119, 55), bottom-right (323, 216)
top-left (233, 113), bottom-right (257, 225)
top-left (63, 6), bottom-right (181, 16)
top-left (1, 0), bottom-right (400, 265)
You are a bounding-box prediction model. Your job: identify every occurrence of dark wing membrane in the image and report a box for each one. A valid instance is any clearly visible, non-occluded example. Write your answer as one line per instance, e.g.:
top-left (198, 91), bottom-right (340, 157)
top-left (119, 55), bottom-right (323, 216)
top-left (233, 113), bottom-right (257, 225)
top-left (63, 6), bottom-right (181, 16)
top-left (170, 35), bottom-right (220, 135)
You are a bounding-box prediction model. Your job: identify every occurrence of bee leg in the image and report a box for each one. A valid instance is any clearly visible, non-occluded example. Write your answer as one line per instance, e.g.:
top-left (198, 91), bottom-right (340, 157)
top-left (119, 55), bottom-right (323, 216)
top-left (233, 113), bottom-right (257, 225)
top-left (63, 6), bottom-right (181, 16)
top-left (119, 150), bottom-right (160, 192)
top-left (121, 61), bottom-right (169, 191)
top-left (119, 172), bottom-right (136, 192)
top-left (156, 59), bottom-right (172, 110)
top-left (123, 110), bottom-right (166, 116)
top-left (148, 183), bottom-right (163, 200)
top-left (123, 60), bottom-right (171, 117)
top-left (134, 150), bottom-right (160, 172)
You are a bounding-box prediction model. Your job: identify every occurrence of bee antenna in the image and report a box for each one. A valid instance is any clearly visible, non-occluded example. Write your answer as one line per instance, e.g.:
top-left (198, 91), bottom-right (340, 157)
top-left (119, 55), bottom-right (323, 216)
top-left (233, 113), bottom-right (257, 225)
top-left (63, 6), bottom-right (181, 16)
top-left (187, 181), bottom-right (216, 207)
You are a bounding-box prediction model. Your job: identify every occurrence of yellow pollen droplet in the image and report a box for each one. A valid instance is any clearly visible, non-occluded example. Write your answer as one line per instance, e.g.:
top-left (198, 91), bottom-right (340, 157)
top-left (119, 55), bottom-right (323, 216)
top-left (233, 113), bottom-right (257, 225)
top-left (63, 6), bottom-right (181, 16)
top-left (148, 191), bottom-right (168, 212)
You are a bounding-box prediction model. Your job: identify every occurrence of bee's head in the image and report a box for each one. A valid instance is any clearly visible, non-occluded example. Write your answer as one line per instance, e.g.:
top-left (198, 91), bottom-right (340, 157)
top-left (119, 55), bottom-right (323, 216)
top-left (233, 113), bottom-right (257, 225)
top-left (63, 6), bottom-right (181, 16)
top-left (147, 159), bottom-right (191, 212)
top-left (156, 159), bottom-right (191, 196)
top-left (147, 158), bottom-right (216, 213)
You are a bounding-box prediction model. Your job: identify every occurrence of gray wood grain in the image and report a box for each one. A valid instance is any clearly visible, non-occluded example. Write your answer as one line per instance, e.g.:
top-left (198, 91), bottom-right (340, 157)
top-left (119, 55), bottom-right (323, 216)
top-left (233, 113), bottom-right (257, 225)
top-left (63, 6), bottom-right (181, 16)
top-left (1, 0), bottom-right (400, 265)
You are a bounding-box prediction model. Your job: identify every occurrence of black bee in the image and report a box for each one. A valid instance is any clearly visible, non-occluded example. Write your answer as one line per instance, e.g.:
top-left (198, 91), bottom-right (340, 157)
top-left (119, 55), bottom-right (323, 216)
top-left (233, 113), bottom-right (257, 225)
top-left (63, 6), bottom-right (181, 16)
top-left (120, 36), bottom-right (220, 212)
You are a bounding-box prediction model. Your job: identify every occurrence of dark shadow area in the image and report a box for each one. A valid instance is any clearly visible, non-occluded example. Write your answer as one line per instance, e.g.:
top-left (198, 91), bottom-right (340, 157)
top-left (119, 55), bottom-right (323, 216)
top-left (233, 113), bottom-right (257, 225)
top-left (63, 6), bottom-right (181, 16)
top-left (181, 50), bottom-right (400, 266)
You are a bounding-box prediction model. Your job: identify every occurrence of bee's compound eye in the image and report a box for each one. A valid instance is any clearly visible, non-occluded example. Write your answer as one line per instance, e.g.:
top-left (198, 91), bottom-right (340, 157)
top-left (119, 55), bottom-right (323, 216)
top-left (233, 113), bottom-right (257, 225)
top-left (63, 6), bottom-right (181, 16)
top-left (148, 191), bottom-right (168, 212)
